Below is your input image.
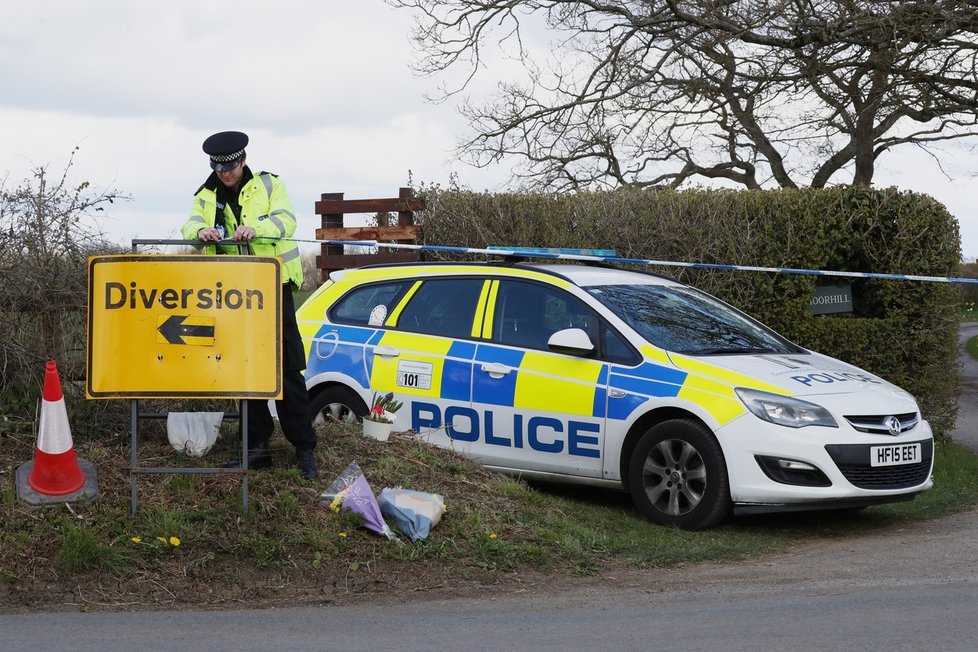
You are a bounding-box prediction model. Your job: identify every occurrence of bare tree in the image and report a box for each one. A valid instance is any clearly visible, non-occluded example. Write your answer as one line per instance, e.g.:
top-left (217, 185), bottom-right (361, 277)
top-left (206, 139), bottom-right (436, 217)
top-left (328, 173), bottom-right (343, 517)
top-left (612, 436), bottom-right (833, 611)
top-left (390, 0), bottom-right (978, 190)
top-left (0, 149), bottom-right (128, 393)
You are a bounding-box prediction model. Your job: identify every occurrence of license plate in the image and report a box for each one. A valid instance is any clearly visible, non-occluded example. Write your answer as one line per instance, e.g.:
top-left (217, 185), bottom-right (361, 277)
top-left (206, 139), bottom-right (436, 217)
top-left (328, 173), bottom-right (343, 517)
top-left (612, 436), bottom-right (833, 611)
top-left (870, 443), bottom-right (921, 467)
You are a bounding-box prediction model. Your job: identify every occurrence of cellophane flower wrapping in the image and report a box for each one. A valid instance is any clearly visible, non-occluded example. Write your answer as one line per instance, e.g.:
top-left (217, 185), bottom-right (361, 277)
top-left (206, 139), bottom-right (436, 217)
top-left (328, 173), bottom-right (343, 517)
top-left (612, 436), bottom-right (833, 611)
top-left (320, 461), bottom-right (395, 539)
top-left (320, 460), bottom-right (363, 507)
top-left (378, 487), bottom-right (446, 542)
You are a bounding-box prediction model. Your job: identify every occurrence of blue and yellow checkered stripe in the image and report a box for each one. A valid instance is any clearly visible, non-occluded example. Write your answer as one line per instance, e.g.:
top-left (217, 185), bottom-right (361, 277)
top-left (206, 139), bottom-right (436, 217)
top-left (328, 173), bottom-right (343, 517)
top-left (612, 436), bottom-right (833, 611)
top-left (306, 325), bottom-right (759, 427)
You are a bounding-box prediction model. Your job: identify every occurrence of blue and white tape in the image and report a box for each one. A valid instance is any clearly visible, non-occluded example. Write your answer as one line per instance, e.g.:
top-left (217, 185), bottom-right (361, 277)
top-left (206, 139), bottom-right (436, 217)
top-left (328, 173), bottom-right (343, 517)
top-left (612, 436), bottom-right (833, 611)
top-left (132, 237), bottom-right (974, 285)
top-left (289, 238), bottom-right (978, 285)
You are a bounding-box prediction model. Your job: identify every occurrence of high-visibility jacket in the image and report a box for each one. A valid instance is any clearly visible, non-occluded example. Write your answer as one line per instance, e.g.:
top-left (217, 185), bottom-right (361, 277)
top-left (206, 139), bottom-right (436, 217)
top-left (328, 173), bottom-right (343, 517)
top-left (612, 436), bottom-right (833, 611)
top-left (182, 167), bottom-right (304, 290)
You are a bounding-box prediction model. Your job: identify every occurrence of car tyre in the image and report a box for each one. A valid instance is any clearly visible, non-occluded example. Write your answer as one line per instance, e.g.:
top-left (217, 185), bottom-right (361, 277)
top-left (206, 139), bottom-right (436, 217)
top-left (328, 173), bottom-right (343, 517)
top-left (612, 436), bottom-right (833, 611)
top-left (627, 418), bottom-right (731, 530)
top-left (309, 385), bottom-right (368, 426)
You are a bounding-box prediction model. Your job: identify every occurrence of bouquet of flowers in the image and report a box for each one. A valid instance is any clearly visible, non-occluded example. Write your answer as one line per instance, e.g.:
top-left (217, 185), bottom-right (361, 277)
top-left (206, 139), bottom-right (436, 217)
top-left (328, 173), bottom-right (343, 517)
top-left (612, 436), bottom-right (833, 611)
top-left (320, 461), bottom-right (395, 540)
top-left (378, 487), bottom-right (446, 542)
top-left (365, 391), bottom-right (403, 424)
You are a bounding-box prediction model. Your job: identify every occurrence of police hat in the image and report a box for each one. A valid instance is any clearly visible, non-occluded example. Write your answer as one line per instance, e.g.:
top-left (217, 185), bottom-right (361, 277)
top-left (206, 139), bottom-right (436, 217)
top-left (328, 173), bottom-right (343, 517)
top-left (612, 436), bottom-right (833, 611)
top-left (202, 131), bottom-right (248, 171)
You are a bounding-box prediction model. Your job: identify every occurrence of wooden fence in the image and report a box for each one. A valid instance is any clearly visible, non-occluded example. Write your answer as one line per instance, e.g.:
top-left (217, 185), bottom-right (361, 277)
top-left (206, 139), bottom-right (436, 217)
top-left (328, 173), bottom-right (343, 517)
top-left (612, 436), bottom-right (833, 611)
top-left (314, 187), bottom-right (424, 283)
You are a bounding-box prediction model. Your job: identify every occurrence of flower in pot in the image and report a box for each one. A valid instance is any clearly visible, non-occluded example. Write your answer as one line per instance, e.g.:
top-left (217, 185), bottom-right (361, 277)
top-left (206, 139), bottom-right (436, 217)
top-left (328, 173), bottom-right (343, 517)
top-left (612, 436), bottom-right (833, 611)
top-left (362, 392), bottom-right (403, 441)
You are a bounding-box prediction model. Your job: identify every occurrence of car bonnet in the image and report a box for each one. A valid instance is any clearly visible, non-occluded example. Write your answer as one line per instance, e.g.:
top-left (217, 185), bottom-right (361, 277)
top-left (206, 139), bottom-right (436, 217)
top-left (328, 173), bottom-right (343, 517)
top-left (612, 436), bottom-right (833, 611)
top-left (676, 349), bottom-right (919, 411)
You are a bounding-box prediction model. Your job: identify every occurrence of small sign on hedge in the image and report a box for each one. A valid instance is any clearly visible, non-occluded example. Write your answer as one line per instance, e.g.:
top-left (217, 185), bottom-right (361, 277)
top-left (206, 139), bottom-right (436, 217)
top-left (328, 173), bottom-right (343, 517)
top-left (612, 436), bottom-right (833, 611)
top-left (810, 284), bottom-right (853, 315)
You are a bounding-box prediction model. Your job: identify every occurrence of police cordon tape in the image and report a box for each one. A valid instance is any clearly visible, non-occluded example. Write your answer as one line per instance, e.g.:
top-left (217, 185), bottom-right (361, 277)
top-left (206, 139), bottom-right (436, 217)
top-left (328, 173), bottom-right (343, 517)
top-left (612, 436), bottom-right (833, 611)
top-left (131, 238), bottom-right (978, 285)
top-left (288, 238), bottom-right (978, 286)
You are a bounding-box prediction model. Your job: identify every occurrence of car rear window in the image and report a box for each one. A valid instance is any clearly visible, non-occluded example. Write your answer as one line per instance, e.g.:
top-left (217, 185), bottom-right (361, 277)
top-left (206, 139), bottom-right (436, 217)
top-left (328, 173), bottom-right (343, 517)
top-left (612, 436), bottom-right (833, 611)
top-left (330, 281), bottom-right (413, 326)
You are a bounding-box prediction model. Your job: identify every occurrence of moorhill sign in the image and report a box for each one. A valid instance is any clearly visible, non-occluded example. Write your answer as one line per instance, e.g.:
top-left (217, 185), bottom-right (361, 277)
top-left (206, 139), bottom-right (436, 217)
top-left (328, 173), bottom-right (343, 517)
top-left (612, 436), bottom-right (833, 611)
top-left (810, 283), bottom-right (853, 315)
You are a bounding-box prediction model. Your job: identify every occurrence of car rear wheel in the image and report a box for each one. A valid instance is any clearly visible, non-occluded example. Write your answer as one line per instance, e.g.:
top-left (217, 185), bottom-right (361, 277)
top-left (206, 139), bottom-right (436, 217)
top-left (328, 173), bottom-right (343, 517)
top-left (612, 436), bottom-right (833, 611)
top-left (309, 385), bottom-right (368, 426)
top-left (627, 418), bottom-right (731, 530)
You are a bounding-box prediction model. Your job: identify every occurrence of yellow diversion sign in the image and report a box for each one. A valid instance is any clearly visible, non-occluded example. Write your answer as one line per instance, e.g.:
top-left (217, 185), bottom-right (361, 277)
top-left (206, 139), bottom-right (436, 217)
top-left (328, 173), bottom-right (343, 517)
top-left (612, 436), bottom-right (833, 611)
top-left (87, 255), bottom-right (282, 399)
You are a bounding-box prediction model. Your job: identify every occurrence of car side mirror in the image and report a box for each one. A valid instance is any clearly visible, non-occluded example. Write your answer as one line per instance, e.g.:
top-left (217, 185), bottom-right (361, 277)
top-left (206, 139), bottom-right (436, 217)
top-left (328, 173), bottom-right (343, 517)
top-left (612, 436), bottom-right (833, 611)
top-left (547, 328), bottom-right (595, 356)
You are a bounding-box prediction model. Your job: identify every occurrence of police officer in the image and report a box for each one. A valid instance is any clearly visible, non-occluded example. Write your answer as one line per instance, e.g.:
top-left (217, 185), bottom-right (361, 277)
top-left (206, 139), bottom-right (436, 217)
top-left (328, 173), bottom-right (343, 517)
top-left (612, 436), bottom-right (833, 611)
top-left (182, 130), bottom-right (319, 479)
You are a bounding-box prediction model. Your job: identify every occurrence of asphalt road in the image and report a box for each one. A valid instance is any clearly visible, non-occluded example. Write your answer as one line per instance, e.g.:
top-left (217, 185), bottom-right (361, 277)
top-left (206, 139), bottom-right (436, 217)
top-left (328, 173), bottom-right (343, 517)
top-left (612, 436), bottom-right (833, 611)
top-left (3, 327), bottom-right (977, 651)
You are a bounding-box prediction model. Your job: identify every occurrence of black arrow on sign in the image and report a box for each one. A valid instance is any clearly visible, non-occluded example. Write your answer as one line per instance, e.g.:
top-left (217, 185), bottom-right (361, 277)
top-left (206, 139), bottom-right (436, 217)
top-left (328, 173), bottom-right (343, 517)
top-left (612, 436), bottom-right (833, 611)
top-left (158, 315), bottom-right (215, 345)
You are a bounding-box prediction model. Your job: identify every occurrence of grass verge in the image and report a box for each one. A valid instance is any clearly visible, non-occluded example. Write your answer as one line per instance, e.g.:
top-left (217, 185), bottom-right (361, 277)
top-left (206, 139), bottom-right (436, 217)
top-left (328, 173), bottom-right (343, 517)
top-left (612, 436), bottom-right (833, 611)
top-left (965, 333), bottom-right (978, 360)
top-left (1, 417), bottom-right (977, 613)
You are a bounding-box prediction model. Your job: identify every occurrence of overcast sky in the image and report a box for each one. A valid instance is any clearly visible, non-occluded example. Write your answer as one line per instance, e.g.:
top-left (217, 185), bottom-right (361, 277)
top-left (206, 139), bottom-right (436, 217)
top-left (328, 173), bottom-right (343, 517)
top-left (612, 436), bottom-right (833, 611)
top-left (2, 1), bottom-right (976, 261)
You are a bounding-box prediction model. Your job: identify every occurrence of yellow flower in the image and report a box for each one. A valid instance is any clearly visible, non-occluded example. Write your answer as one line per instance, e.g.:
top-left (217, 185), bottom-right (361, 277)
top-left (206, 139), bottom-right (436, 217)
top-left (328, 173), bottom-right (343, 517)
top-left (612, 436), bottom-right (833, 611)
top-left (338, 532), bottom-right (348, 538)
top-left (130, 536), bottom-right (142, 544)
top-left (156, 536), bottom-right (167, 544)
top-left (489, 533), bottom-right (497, 540)
top-left (329, 494), bottom-right (345, 513)
top-left (169, 536), bottom-right (181, 547)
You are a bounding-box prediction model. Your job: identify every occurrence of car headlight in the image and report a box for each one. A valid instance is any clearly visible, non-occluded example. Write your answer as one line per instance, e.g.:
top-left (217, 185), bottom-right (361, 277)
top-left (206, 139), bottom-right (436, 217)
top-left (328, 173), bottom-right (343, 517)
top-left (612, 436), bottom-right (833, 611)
top-left (734, 388), bottom-right (838, 429)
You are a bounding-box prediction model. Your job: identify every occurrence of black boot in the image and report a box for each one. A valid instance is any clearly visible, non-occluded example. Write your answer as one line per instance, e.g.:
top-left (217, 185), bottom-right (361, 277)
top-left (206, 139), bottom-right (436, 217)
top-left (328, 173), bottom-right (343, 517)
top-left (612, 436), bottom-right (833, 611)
top-left (229, 441), bottom-right (272, 470)
top-left (295, 449), bottom-right (319, 480)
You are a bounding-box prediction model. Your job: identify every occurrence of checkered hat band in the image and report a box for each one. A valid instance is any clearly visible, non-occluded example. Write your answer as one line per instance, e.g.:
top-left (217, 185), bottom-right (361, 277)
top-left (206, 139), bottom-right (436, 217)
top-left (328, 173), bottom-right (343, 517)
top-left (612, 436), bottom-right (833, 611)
top-left (211, 150), bottom-right (245, 163)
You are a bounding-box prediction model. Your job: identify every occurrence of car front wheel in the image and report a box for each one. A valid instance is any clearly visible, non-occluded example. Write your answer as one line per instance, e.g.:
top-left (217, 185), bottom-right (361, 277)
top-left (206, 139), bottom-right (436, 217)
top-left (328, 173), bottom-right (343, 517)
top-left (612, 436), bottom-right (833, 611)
top-left (627, 418), bottom-right (731, 530)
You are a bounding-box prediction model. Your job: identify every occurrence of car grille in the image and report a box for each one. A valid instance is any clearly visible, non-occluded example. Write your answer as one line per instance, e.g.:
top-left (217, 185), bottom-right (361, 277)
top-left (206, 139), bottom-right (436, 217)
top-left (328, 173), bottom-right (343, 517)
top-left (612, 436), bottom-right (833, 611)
top-left (843, 412), bottom-right (918, 435)
top-left (825, 439), bottom-right (933, 490)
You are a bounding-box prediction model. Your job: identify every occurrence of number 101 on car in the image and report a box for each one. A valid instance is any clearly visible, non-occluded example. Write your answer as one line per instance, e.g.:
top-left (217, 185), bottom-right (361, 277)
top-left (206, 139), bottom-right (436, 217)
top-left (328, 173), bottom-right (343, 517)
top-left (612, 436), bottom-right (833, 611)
top-left (397, 360), bottom-right (433, 390)
top-left (871, 443), bottom-right (922, 467)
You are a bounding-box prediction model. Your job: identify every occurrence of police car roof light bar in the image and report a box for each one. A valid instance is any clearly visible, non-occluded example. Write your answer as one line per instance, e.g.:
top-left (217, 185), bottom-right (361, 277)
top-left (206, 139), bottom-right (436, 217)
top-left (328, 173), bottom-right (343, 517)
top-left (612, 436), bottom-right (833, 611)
top-left (486, 246), bottom-right (619, 258)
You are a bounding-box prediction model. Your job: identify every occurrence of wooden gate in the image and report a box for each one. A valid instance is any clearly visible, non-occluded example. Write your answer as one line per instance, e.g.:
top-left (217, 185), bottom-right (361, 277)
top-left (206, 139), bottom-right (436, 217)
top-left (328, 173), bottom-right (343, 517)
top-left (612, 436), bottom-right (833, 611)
top-left (314, 187), bottom-right (424, 283)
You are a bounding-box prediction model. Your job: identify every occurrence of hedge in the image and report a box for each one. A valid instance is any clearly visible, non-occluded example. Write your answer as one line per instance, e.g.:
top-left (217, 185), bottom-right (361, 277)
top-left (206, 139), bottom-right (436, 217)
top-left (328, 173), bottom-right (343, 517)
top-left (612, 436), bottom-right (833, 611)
top-left (415, 186), bottom-right (961, 437)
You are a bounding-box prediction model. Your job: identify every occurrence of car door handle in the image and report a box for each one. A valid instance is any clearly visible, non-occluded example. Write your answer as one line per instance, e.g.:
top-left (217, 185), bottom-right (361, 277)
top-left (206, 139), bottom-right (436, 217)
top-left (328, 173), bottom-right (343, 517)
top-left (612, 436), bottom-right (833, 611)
top-left (609, 388), bottom-right (626, 398)
top-left (373, 346), bottom-right (400, 358)
top-left (480, 362), bottom-right (511, 377)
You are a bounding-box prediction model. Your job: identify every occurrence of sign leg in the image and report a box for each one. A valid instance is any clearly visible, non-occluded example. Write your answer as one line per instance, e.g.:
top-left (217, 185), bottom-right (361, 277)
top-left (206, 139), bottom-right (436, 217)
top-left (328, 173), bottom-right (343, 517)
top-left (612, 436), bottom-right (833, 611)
top-left (241, 400), bottom-right (249, 514)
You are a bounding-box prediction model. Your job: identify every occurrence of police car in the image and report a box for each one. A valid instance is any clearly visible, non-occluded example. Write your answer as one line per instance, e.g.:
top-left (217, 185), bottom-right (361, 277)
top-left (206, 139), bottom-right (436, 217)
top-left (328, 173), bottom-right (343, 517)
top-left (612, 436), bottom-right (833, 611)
top-left (297, 260), bottom-right (933, 529)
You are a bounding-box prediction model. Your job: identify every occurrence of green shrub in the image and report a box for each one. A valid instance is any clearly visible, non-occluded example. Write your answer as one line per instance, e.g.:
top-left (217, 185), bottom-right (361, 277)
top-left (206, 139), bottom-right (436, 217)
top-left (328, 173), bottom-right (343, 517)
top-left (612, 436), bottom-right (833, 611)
top-left (415, 186), bottom-right (960, 437)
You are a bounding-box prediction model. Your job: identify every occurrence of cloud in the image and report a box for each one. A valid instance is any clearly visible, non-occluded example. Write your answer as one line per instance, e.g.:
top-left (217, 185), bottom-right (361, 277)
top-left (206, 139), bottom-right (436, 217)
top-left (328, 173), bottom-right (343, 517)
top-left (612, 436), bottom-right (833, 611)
top-left (0, 0), bottom-right (514, 249)
top-left (1, 0), bottom-right (975, 260)
top-left (0, 1), bottom-right (437, 131)
top-left (0, 105), bottom-right (509, 250)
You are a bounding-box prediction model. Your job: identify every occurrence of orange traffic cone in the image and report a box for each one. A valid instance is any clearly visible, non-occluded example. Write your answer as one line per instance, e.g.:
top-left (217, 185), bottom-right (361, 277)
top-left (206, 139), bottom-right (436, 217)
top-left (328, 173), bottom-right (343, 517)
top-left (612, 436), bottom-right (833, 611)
top-left (27, 361), bottom-right (86, 495)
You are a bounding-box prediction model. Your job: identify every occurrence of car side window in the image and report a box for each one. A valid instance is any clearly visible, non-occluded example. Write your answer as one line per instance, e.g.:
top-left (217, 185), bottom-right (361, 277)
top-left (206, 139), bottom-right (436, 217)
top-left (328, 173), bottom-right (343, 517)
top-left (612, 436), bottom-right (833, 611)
top-left (493, 280), bottom-right (593, 350)
top-left (599, 321), bottom-right (639, 364)
top-left (396, 278), bottom-right (484, 339)
top-left (492, 280), bottom-right (639, 362)
top-left (330, 281), bottom-right (412, 326)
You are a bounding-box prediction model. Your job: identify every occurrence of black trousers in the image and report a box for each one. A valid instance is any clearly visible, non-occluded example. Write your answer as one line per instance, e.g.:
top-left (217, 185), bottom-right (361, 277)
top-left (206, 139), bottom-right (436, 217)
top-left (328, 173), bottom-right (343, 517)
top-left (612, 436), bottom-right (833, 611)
top-left (247, 285), bottom-right (317, 452)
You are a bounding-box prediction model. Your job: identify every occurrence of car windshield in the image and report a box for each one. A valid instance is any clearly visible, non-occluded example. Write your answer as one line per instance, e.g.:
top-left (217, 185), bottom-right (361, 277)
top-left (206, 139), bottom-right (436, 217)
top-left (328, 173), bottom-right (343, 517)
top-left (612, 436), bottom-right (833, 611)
top-left (585, 283), bottom-right (803, 356)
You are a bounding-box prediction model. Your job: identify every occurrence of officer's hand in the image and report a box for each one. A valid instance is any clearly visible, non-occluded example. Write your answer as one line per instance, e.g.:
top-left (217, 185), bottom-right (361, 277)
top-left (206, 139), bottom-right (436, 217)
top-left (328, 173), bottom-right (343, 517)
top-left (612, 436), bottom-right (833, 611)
top-left (197, 227), bottom-right (222, 241)
top-left (233, 225), bottom-right (256, 240)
